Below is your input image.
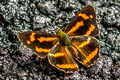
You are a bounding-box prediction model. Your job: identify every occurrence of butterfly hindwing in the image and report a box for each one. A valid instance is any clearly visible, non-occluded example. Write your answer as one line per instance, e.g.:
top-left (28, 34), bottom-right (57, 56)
top-left (70, 36), bottom-right (99, 67)
top-left (48, 42), bottom-right (79, 73)
top-left (18, 31), bottom-right (58, 58)
top-left (65, 5), bottom-right (99, 37)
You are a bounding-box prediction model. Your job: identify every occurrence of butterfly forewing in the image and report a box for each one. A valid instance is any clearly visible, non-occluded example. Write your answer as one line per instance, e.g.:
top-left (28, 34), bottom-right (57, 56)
top-left (65, 5), bottom-right (98, 37)
top-left (18, 31), bottom-right (58, 58)
top-left (48, 42), bottom-right (79, 73)
top-left (70, 36), bottom-right (99, 67)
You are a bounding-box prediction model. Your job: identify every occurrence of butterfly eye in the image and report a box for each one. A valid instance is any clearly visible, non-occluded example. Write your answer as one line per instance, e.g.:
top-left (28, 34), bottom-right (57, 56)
top-left (56, 29), bottom-right (61, 34)
top-left (56, 29), bottom-right (62, 36)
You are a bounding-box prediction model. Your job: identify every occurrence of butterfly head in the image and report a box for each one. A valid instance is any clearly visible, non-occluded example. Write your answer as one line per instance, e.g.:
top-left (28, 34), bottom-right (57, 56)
top-left (56, 29), bottom-right (71, 46)
top-left (56, 29), bottom-right (62, 37)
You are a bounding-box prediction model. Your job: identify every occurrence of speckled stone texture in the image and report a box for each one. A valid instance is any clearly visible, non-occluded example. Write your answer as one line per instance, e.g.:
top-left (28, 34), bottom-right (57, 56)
top-left (0, 0), bottom-right (120, 80)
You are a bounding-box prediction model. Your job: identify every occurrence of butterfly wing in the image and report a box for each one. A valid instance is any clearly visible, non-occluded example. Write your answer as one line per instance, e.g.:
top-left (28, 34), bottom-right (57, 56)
top-left (18, 31), bottom-right (58, 58)
top-left (64, 5), bottom-right (99, 37)
top-left (48, 42), bottom-right (79, 73)
top-left (70, 36), bottom-right (99, 67)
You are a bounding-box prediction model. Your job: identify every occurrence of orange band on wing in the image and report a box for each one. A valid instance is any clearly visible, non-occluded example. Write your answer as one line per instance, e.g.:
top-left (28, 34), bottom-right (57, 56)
top-left (84, 24), bottom-right (95, 36)
top-left (26, 40), bottom-right (31, 45)
top-left (37, 37), bottom-right (57, 43)
top-left (49, 53), bottom-right (64, 57)
top-left (72, 43), bottom-right (87, 58)
top-left (30, 32), bottom-right (36, 42)
top-left (79, 37), bottom-right (91, 48)
top-left (78, 13), bottom-right (89, 20)
top-left (35, 46), bottom-right (50, 53)
top-left (56, 64), bottom-right (78, 69)
top-left (67, 21), bottom-right (84, 35)
top-left (83, 48), bottom-right (98, 65)
top-left (90, 14), bottom-right (93, 19)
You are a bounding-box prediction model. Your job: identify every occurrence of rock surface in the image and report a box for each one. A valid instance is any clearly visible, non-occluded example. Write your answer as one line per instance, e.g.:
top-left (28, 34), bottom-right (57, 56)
top-left (0, 0), bottom-right (120, 79)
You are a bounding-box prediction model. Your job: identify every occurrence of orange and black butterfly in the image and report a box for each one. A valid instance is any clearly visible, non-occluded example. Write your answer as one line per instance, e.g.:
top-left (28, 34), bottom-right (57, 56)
top-left (18, 5), bottom-right (99, 73)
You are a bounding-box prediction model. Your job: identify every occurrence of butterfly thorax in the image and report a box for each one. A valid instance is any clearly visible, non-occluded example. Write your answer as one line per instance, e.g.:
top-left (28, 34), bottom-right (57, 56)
top-left (56, 29), bottom-right (71, 46)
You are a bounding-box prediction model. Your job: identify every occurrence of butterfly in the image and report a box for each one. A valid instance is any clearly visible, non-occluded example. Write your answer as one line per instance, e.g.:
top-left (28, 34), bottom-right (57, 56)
top-left (17, 5), bottom-right (99, 73)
